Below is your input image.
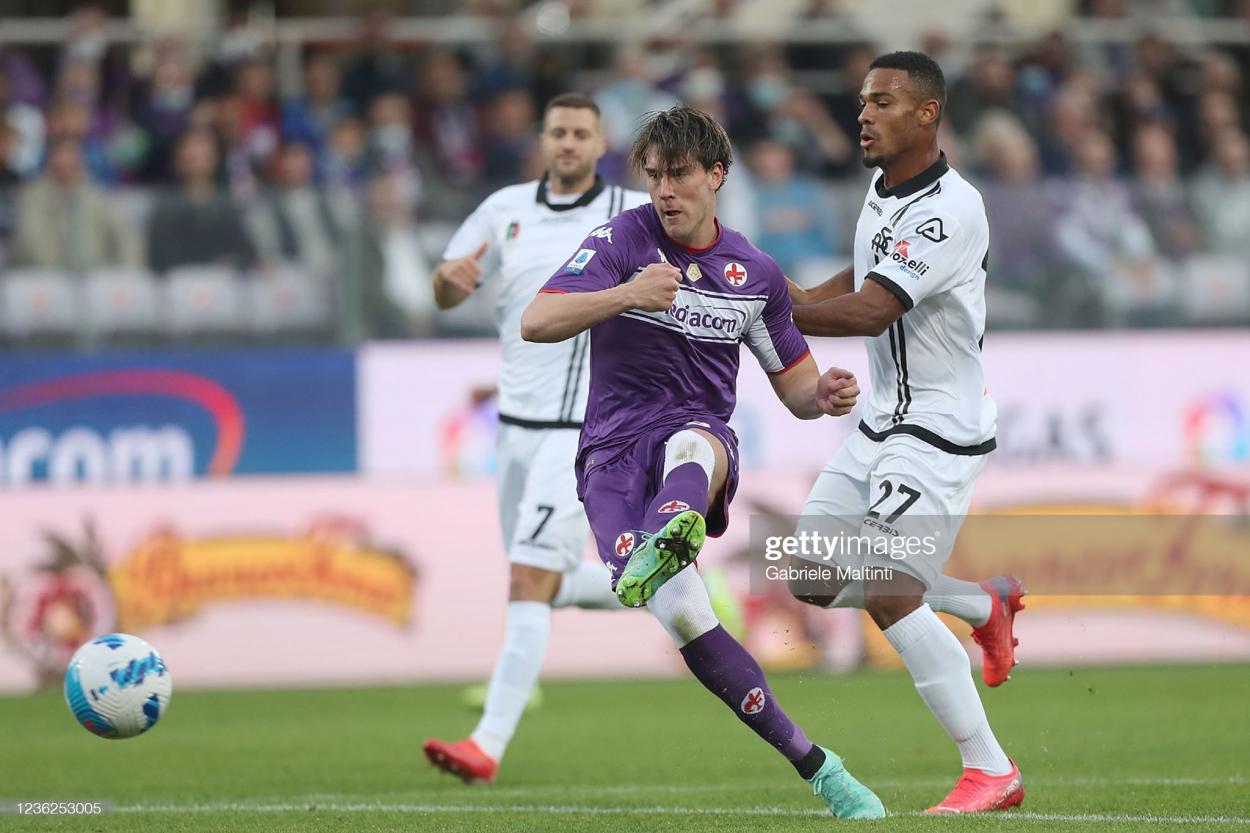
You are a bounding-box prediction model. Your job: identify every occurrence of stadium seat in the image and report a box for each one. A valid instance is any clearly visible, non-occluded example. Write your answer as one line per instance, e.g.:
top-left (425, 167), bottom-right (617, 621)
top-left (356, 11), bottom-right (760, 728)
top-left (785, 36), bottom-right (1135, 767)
top-left (164, 265), bottom-right (245, 341)
top-left (0, 267), bottom-right (82, 347)
top-left (82, 268), bottom-right (163, 346)
top-left (243, 264), bottom-right (334, 340)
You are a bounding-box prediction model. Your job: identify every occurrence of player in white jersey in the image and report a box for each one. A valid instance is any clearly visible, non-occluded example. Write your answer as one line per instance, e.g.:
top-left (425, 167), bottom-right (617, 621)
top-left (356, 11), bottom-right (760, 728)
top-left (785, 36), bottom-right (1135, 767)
top-left (423, 94), bottom-right (649, 783)
top-left (784, 52), bottom-right (1026, 814)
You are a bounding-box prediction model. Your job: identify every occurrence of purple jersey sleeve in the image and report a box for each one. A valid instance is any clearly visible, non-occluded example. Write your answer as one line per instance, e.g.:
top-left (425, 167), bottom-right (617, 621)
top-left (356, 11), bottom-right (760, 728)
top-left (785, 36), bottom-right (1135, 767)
top-left (743, 262), bottom-right (811, 374)
top-left (540, 212), bottom-right (642, 295)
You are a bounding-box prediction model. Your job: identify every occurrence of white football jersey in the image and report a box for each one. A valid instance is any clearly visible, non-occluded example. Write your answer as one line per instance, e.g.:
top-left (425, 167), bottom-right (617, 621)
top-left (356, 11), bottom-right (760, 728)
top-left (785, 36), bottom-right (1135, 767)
top-left (444, 178), bottom-right (649, 426)
top-left (853, 154), bottom-right (997, 454)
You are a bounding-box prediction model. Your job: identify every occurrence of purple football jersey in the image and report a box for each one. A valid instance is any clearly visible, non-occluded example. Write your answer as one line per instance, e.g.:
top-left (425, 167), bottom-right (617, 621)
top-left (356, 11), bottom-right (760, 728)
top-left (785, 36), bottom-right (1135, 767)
top-left (540, 203), bottom-right (810, 462)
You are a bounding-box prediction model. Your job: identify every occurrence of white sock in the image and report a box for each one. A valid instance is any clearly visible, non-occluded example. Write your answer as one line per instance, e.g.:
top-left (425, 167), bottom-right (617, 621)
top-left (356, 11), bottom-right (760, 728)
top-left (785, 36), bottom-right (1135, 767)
top-left (882, 604), bottom-right (1012, 775)
top-left (552, 561), bottom-right (620, 610)
top-left (471, 600), bottom-right (550, 762)
top-left (925, 577), bottom-right (992, 627)
top-left (646, 566), bottom-right (719, 647)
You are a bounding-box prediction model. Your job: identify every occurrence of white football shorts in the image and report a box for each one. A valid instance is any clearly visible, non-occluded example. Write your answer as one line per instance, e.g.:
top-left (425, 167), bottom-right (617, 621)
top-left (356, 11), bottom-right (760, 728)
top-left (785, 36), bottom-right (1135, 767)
top-left (797, 430), bottom-right (987, 589)
top-left (496, 423), bottom-right (591, 572)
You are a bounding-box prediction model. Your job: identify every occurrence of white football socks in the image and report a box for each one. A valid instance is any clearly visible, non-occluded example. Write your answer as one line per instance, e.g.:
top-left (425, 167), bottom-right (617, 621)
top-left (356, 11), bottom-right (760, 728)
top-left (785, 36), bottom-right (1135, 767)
top-left (471, 600), bottom-right (550, 762)
top-left (882, 604), bottom-right (1012, 775)
top-left (552, 561), bottom-right (620, 610)
top-left (924, 576), bottom-right (993, 627)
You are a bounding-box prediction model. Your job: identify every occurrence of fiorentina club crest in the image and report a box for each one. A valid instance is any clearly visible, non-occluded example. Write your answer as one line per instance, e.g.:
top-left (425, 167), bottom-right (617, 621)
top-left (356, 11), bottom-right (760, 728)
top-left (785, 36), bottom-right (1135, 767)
top-left (657, 500), bottom-right (690, 513)
top-left (615, 532), bottom-right (636, 557)
top-left (740, 686), bottom-right (766, 715)
top-left (723, 262), bottom-right (747, 286)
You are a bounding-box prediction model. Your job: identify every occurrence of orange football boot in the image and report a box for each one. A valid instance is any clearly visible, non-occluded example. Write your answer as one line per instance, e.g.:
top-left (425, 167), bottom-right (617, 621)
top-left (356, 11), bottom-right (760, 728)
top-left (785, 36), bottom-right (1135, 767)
top-left (925, 760), bottom-right (1024, 814)
top-left (971, 575), bottom-right (1026, 687)
top-left (422, 737), bottom-right (498, 784)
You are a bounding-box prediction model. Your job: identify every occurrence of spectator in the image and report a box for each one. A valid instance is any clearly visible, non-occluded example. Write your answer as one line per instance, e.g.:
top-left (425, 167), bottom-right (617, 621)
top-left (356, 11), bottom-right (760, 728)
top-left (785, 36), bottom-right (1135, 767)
top-left (1132, 123), bottom-right (1199, 258)
top-left (947, 48), bottom-right (1021, 136)
top-left (281, 52), bottom-right (354, 155)
top-left (0, 65), bottom-right (43, 179)
top-left (973, 113), bottom-right (1061, 326)
top-left (321, 116), bottom-right (369, 192)
top-left (735, 50), bottom-right (852, 176)
top-left (132, 38), bottom-right (197, 183)
top-left (1054, 131), bottom-right (1162, 324)
top-left (12, 136), bottom-right (141, 271)
top-left (147, 129), bottom-right (256, 274)
top-left (594, 45), bottom-right (679, 165)
top-left (248, 140), bottom-right (348, 279)
top-left (412, 51), bottom-right (484, 187)
top-left (481, 88), bottom-right (537, 186)
top-left (339, 172), bottom-right (433, 343)
top-left (747, 140), bottom-right (835, 277)
top-left (1191, 128), bottom-right (1250, 256)
top-left (232, 57), bottom-right (281, 172)
top-left (44, 99), bottom-right (113, 184)
top-left (0, 121), bottom-right (23, 260)
top-left (341, 12), bottom-right (408, 112)
top-left (366, 92), bottom-right (421, 209)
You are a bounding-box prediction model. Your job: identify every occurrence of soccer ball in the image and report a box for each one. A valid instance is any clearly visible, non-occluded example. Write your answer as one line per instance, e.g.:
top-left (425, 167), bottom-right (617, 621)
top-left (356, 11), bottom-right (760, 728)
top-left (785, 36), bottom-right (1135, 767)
top-left (64, 633), bottom-right (172, 739)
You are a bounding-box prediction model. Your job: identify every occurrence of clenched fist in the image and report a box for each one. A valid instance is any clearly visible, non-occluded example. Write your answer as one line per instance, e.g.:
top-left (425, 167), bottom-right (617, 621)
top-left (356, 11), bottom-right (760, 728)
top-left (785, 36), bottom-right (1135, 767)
top-left (818, 367), bottom-right (859, 416)
top-left (625, 262), bottom-right (681, 312)
top-left (439, 241), bottom-right (489, 296)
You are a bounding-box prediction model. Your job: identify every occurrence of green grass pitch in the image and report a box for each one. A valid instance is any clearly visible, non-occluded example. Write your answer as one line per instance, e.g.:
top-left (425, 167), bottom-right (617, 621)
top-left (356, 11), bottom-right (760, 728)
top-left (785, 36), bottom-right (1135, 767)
top-left (2, 664), bottom-right (1247, 831)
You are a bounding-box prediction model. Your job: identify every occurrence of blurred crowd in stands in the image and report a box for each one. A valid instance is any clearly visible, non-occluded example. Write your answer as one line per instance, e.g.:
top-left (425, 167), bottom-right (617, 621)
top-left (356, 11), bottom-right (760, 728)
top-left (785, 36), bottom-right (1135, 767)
top-left (1, 2), bottom-right (1249, 347)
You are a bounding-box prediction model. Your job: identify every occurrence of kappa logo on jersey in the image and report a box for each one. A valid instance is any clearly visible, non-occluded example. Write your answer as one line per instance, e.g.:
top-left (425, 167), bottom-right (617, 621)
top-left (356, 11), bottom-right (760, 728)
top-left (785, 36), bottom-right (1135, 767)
top-left (565, 248), bottom-right (597, 273)
top-left (723, 262), bottom-right (747, 286)
top-left (657, 500), bottom-right (690, 513)
top-left (918, 217), bottom-right (948, 242)
top-left (589, 225), bottom-right (614, 243)
top-left (740, 687), bottom-right (766, 715)
top-left (615, 532), bottom-right (636, 556)
top-left (871, 227), bottom-right (893, 260)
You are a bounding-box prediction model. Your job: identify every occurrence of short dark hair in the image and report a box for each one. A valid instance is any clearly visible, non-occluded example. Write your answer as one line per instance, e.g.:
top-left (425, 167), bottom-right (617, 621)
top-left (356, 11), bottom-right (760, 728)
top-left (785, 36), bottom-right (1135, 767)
top-left (628, 105), bottom-right (733, 189)
top-left (544, 92), bottom-right (600, 119)
top-left (869, 50), bottom-right (947, 123)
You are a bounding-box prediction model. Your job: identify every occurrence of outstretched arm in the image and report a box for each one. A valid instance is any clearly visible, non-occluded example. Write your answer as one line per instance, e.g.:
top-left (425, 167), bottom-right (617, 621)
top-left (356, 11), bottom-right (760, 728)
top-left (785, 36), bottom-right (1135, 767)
top-left (521, 262), bottom-right (681, 343)
top-left (791, 277), bottom-right (905, 338)
top-left (787, 264), bottom-right (854, 307)
top-left (768, 354), bottom-right (860, 420)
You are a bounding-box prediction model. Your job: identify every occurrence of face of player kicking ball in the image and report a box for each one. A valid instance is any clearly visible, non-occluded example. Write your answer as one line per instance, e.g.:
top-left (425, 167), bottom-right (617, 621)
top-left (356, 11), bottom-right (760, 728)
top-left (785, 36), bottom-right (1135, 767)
top-left (540, 106), bottom-right (607, 192)
top-left (642, 150), bottom-right (724, 247)
top-left (857, 68), bottom-right (940, 170)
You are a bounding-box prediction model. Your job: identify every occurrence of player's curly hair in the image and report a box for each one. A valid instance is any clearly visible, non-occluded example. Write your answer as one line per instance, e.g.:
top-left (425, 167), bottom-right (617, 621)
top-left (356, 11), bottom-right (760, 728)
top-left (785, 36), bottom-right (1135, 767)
top-left (628, 106), bottom-right (733, 191)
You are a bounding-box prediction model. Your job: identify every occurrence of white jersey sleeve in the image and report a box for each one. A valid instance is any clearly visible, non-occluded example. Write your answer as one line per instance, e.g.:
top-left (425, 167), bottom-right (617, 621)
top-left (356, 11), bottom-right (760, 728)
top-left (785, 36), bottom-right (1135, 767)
top-left (442, 198), bottom-right (503, 280)
top-left (865, 209), bottom-right (984, 311)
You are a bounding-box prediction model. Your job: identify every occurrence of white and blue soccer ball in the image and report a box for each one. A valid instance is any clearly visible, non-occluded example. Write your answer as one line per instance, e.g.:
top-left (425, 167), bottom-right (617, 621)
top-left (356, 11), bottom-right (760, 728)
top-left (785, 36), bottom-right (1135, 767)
top-left (64, 633), bottom-right (172, 739)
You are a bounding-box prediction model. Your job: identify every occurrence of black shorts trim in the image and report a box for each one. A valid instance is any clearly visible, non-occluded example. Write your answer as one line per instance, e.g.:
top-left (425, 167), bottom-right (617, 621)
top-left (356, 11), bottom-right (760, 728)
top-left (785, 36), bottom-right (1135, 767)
top-left (858, 420), bottom-right (996, 456)
top-left (499, 413), bottom-right (583, 430)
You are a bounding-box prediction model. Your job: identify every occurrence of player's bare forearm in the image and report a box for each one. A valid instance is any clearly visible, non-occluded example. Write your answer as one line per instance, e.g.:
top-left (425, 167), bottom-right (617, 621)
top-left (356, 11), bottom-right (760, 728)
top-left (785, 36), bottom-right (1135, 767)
top-left (791, 279), bottom-right (904, 338)
top-left (520, 287), bottom-right (633, 343)
top-left (768, 354), bottom-right (825, 420)
top-left (433, 269), bottom-right (471, 310)
top-left (787, 265), bottom-right (853, 307)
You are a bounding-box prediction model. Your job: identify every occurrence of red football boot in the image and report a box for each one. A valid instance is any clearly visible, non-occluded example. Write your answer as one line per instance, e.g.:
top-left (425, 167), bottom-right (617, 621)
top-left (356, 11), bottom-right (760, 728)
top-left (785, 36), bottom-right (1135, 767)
top-left (925, 760), bottom-right (1024, 814)
top-left (971, 575), bottom-right (1026, 687)
top-left (422, 737), bottom-right (498, 784)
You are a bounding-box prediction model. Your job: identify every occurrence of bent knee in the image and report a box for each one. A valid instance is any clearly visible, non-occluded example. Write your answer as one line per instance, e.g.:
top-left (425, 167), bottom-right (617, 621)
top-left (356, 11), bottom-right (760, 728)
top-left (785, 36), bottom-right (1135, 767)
top-left (508, 564), bottom-right (562, 603)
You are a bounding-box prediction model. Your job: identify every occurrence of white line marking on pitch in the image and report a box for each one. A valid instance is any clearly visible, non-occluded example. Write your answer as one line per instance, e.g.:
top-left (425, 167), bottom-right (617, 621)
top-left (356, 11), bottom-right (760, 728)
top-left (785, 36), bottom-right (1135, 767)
top-left (114, 801), bottom-right (1250, 825)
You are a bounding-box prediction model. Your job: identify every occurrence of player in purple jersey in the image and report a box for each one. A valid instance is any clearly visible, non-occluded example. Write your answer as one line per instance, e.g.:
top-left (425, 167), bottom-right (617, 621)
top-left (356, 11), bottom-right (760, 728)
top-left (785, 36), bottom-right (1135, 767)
top-left (520, 106), bottom-right (885, 819)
